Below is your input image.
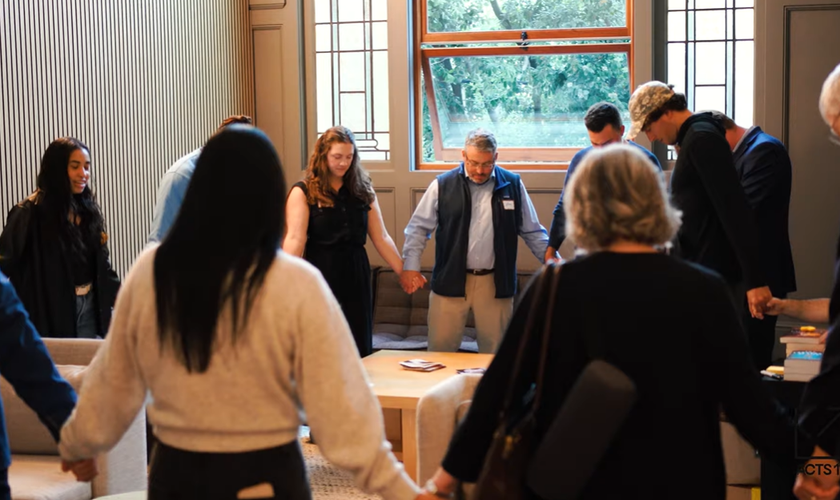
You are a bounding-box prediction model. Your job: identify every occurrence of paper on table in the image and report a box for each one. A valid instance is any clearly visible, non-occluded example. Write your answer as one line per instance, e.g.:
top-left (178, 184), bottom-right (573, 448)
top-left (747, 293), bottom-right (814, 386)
top-left (399, 359), bottom-right (446, 372)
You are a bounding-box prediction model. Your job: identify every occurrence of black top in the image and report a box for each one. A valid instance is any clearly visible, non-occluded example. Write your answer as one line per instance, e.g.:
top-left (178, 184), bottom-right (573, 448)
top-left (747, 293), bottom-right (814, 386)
top-left (68, 243), bottom-right (95, 286)
top-left (293, 181), bottom-right (369, 249)
top-left (442, 253), bottom-right (795, 500)
top-left (799, 237), bottom-right (840, 456)
top-left (671, 113), bottom-right (766, 290)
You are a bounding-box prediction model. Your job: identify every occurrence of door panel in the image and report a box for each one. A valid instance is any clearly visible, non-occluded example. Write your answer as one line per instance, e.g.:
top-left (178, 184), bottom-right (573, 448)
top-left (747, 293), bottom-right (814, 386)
top-left (757, 0), bottom-right (840, 300)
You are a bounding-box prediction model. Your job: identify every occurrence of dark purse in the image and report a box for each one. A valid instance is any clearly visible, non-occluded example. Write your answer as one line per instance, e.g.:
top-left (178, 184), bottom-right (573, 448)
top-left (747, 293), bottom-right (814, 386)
top-left (469, 262), bottom-right (562, 500)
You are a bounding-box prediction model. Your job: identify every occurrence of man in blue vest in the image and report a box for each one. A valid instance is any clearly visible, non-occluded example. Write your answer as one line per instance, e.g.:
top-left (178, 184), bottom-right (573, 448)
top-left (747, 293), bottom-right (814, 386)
top-left (401, 129), bottom-right (549, 354)
top-left (545, 102), bottom-right (662, 262)
top-left (0, 271), bottom-right (96, 498)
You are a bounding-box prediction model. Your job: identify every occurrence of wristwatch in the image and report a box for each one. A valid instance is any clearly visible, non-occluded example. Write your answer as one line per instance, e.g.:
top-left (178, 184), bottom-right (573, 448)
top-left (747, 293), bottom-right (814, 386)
top-left (424, 478), bottom-right (453, 499)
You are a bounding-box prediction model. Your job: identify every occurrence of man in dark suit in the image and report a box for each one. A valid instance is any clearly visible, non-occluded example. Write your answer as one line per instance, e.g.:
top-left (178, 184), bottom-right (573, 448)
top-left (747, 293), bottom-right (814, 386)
top-left (711, 111), bottom-right (796, 370)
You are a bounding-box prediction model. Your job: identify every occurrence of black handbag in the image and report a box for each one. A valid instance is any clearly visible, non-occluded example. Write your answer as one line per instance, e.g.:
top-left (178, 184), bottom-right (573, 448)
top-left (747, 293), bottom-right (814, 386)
top-left (525, 304), bottom-right (637, 500)
top-left (470, 262), bottom-right (562, 500)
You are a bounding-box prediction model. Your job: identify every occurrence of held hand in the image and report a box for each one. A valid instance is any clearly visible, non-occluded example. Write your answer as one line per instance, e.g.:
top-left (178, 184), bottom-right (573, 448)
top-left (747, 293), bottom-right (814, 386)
top-left (423, 467), bottom-right (458, 498)
top-left (61, 458), bottom-right (99, 482)
top-left (400, 270), bottom-right (426, 294)
top-left (544, 246), bottom-right (559, 264)
top-left (746, 286), bottom-right (772, 320)
top-left (794, 473), bottom-right (840, 500)
top-left (764, 297), bottom-right (787, 316)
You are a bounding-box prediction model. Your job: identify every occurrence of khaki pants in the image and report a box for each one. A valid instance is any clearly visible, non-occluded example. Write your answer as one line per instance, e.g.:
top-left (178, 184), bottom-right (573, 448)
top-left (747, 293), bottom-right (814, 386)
top-left (427, 274), bottom-right (514, 354)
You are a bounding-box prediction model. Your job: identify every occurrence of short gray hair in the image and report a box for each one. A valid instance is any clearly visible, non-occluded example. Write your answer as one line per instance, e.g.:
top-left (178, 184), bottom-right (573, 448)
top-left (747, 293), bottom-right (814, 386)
top-left (464, 128), bottom-right (498, 153)
top-left (564, 144), bottom-right (681, 251)
top-left (820, 63), bottom-right (840, 126)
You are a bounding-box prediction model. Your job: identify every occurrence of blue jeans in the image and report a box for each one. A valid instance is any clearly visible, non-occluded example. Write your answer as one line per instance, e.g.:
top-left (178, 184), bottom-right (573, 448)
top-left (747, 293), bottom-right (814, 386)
top-left (75, 292), bottom-right (98, 339)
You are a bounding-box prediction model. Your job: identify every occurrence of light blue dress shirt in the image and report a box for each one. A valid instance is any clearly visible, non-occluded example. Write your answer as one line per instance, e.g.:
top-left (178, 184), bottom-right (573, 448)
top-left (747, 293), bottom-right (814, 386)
top-left (147, 149), bottom-right (201, 245)
top-left (403, 169), bottom-right (549, 272)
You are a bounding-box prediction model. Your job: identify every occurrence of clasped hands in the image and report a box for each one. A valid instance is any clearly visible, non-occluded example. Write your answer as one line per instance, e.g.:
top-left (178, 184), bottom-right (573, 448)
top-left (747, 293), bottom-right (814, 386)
top-left (746, 286), bottom-right (773, 320)
top-left (61, 458), bottom-right (98, 482)
top-left (400, 270), bottom-right (427, 294)
top-left (794, 447), bottom-right (840, 500)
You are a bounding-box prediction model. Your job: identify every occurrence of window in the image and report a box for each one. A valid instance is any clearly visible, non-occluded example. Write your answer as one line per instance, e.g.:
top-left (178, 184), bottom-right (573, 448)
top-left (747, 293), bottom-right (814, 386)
top-left (666, 0), bottom-right (755, 125)
top-left (417, 0), bottom-right (634, 169)
top-left (314, 0), bottom-right (390, 160)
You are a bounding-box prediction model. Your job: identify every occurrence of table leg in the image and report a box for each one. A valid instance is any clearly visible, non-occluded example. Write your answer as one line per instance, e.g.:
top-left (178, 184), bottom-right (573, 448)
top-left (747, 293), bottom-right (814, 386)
top-left (401, 409), bottom-right (417, 482)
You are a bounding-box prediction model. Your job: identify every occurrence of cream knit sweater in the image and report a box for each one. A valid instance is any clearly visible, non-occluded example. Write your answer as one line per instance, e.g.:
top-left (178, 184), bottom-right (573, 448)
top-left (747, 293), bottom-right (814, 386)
top-left (59, 248), bottom-right (419, 500)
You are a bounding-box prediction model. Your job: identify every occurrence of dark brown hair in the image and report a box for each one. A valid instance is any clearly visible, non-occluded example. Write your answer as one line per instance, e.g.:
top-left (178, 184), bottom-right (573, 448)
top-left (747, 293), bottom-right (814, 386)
top-left (303, 126), bottom-right (374, 207)
top-left (584, 102), bottom-right (623, 133)
top-left (707, 110), bottom-right (737, 131)
top-left (643, 91), bottom-right (688, 131)
top-left (217, 115), bottom-right (253, 130)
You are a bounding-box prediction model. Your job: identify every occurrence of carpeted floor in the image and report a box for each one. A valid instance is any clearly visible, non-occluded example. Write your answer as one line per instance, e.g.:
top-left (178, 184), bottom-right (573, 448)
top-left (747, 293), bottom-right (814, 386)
top-left (301, 430), bottom-right (380, 500)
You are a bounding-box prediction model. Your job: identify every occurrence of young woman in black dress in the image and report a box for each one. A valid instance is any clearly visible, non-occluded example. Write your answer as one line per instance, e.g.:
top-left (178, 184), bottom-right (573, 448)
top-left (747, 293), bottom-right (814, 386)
top-left (283, 126), bottom-right (407, 357)
top-left (0, 137), bottom-right (120, 338)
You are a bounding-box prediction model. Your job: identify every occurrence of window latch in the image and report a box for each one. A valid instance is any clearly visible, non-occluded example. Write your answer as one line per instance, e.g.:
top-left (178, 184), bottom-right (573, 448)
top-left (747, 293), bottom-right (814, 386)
top-left (518, 31), bottom-right (529, 50)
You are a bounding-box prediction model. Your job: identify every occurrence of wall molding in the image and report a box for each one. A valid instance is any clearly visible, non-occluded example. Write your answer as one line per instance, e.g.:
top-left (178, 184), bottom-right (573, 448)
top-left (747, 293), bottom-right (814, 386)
top-left (782, 4), bottom-right (840, 145)
top-left (0, 1), bottom-right (253, 278)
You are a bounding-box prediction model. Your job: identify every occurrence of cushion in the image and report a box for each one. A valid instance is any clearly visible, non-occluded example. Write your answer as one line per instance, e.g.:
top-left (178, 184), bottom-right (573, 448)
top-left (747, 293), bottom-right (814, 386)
top-left (2, 365), bottom-right (87, 455)
top-left (371, 268), bottom-right (533, 352)
top-left (7, 454), bottom-right (91, 500)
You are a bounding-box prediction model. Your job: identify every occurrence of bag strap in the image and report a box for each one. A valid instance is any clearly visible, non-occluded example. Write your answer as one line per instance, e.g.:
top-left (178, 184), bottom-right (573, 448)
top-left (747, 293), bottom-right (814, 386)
top-left (531, 263), bottom-right (562, 412)
top-left (498, 264), bottom-right (554, 416)
top-left (498, 262), bottom-right (563, 417)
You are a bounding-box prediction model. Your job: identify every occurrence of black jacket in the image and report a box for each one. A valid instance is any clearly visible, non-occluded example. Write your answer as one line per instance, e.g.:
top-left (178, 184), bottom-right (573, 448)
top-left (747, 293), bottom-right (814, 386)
top-left (671, 113), bottom-right (766, 290)
top-left (0, 196), bottom-right (120, 337)
top-left (799, 235), bottom-right (840, 457)
top-left (732, 126), bottom-right (796, 295)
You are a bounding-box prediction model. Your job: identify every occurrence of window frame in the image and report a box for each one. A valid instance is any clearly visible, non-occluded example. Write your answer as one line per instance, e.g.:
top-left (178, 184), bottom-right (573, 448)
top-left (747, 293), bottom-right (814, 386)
top-left (414, 0), bottom-right (636, 171)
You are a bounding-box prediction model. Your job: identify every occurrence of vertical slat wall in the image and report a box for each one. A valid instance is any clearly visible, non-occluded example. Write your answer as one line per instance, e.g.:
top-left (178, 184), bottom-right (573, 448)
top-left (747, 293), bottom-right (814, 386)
top-left (0, 0), bottom-right (254, 278)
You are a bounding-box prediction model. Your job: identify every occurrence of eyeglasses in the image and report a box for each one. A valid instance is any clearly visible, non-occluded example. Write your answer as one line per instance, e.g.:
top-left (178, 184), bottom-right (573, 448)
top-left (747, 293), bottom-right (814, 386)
top-left (830, 114), bottom-right (840, 147)
top-left (465, 158), bottom-right (495, 169)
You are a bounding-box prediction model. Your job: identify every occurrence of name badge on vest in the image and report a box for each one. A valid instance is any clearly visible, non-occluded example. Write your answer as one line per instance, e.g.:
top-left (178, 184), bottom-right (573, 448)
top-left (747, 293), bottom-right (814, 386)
top-left (503, 199), bottom-right (515, 210)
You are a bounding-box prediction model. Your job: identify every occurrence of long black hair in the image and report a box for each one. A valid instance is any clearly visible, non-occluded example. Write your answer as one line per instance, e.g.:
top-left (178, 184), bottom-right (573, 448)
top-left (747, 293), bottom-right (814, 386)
top-left (36, 137), bottom-right (105, 259)
top-left (153, 125), bottom-right (286, 373)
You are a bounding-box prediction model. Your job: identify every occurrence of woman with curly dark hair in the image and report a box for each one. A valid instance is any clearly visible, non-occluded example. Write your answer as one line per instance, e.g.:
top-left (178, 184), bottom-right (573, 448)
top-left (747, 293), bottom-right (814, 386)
top-left (283, 126), bottom-right (407, 357)
top-left (0, 137), bottom-right (120, 338)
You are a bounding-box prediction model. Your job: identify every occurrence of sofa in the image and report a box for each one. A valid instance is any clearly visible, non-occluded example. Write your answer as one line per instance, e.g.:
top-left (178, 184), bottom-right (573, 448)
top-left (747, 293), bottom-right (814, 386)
top-left (371, 268), bottom-right (535, 352)
top-left (2, 338), bottom-right (147, 500)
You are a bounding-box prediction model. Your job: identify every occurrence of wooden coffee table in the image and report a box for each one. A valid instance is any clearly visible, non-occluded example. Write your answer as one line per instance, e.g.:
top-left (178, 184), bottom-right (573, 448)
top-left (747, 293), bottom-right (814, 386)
top-left (362, 350), bottom-right (494, 481)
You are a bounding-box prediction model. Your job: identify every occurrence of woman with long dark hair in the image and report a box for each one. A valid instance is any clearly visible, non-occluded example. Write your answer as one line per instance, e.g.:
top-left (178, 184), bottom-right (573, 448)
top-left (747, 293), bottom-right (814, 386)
top-left (57, 125), bottom-right (428, 500)
top-left (0, 137), bottom-right (120, 338)
top-left (283, 126), bottom-right (412, 357)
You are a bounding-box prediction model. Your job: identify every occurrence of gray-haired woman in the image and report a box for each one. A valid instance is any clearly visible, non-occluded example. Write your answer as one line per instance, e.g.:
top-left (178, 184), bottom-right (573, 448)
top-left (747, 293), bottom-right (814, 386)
top-left (422, 145), bottom-right (797, 500)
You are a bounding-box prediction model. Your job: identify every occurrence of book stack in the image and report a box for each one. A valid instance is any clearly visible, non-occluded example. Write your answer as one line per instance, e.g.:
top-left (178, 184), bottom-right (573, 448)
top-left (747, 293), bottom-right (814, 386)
top-left (782, 326), bottom-right (826, 382)
top-left (399, 359), bottom-right (446, 372)
top-left (784, 351), bottom-right (823, 382)
top-left (780, 326), bottom-right (827, 357)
